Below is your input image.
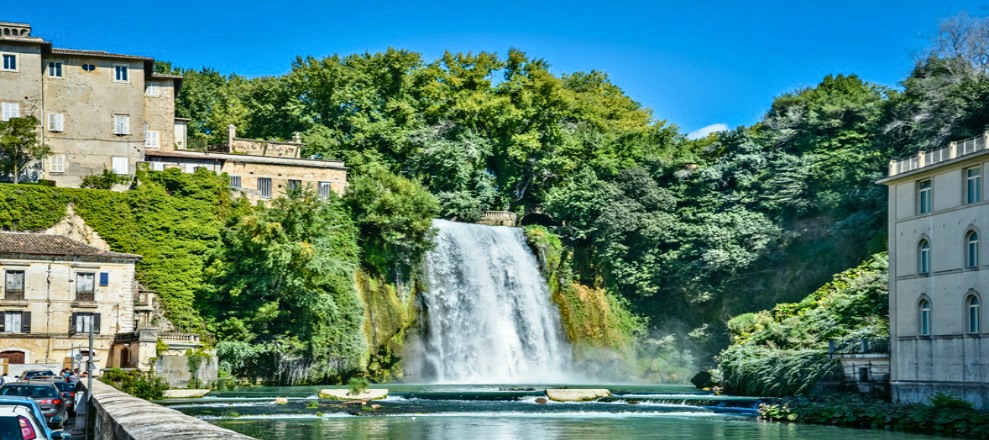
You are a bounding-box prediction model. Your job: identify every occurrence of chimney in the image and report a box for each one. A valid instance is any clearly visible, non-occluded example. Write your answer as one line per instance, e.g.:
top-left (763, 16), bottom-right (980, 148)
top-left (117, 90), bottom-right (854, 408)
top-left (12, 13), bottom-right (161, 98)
top-left (227, 124), bottom-right (236, 150)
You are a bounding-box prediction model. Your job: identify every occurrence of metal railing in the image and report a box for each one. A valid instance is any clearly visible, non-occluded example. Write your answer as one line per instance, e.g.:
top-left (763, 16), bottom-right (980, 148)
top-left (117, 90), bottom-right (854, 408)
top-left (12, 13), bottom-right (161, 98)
top-left (890, 132), bottom-right (989, 177)
top-left (828, 337), bottom-right (889, 355)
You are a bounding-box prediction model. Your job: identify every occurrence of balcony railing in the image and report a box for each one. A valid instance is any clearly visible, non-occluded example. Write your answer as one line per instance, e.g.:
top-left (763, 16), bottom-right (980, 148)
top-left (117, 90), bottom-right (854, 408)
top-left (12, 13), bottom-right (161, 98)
top-left (3, 290), bottom-right (23, 300)
top-left (889, 132), bottom-right (989, 177)
top-left (828, 337), bottom-right (889, 355)
top-left (160, 332), bottom-right (200, 346)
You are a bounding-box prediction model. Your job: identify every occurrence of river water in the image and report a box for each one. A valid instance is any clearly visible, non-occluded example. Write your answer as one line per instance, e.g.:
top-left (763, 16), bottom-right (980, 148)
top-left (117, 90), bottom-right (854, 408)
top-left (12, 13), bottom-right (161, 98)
top-left (166, 384), bottom-right (936, 439)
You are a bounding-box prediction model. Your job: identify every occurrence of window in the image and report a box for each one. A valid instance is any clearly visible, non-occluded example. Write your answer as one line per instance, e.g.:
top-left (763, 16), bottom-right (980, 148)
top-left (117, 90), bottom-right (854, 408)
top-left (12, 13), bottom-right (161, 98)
top-left (145, 82), bottom-right (159, 97)
top-left (70, 313), bottom-right (99, 335)
top-left (967, 231), bottom-right (980, 269)
top-left (918, 180), bottom-right (932, 214)
top-left (47, 61), bottom-right (62, 78)
top-left (75, 273), bottom-right (95, 301)
top-left (81, 64), bottom-right (95, 72)
top-left (857, 367), bottom-right (869, 382)
top-left (113, 115), bottom-right (129, 135)
top-left (113, 64), bottom-right (128, 82)
top-left (1, 54), bottom-right (15, 71)
top-left (968, 295), bottom-right (981, 334)
top-left (47, 112), bottom-right (64, 132)
top-left (258, 177), bottom-right (272, 199)
top-left (4, 270), bottom-right (24, 300)
top-left (229, 175), bottom-right (241, 189)
top-left (1, 102), bottom-right (19, 121)
top-left (287, 179), bottom-right (302, 191)
top-left (318, 182), bottom-right (332, 199)
top-left (1, 312), bottom-right (28, 334)
top-left (966, 167), bottom-right (982, 204)
top-left (920, 299), bottom-right (931, 336)
top-left (145, 130), bottom-right (160, 148)
top-left (111, 157), bottom-right (128, 175)
top-left (919, 239), bottom-right (931, 275)
top-left (50, 155), bottom-right (65, 173)
top-left (99, 272), bottom-right (109, 287)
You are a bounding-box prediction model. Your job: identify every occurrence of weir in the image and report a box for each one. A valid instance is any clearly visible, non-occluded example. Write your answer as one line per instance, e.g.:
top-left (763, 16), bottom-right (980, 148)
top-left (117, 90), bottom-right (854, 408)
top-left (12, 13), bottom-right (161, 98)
top-left (407, 219), bottom-right (573, 383)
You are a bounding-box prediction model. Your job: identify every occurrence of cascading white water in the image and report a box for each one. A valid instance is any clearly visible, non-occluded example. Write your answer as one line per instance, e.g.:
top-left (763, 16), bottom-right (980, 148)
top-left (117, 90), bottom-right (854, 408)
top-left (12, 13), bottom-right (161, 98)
top-left (407, 219), bottom-right (574, 384)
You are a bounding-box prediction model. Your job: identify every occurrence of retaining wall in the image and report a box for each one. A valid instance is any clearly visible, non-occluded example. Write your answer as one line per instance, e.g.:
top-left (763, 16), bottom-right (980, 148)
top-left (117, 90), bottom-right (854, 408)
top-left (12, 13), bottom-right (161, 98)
top-left (89, 380), bottom-right (252, 439)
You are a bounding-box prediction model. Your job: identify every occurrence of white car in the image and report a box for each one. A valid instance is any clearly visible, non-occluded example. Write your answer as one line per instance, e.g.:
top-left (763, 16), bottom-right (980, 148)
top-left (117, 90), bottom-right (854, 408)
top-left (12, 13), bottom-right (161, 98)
top-left (0, 405), bottom-right (69, 440)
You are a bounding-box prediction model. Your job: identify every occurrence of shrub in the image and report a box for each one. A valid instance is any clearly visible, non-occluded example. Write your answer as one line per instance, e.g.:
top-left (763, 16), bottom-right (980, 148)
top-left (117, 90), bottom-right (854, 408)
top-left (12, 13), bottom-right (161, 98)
top-left (101, 368), bottom-right (169, 400)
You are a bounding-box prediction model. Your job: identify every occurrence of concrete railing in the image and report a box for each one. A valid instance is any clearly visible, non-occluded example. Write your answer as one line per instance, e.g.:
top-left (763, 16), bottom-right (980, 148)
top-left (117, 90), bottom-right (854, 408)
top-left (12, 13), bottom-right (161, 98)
top-left (89, 380), bottom-right (252, 439)
top-left (889, 132), bottom-right (989, 177)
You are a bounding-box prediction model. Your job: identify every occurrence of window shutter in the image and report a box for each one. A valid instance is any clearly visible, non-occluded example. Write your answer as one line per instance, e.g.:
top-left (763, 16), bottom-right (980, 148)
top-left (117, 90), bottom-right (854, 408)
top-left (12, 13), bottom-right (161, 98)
top-left (20, 311), bottom-right (29, 334)
top-left (69, 313), bottom-right (76, 335)
top-left (94, 313), bottom-right (101, 334)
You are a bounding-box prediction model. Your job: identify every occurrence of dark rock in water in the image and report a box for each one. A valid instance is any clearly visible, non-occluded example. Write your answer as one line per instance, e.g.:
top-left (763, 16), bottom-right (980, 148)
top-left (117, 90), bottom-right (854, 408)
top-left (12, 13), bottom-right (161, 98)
top-left (691, 370), bottom-right (715, 389)
top-left (535, 397), bottom-right (548, 404)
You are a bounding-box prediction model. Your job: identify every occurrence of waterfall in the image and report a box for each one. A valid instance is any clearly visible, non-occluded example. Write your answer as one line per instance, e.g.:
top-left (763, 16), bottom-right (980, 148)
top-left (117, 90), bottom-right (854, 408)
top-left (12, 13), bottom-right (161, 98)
top-left (407, 219), bottom-right (574, 384)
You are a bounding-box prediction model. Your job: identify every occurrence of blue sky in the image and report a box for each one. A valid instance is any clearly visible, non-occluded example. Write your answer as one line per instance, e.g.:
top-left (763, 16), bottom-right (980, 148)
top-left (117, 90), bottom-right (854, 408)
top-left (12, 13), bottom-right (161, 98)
top-left (3, 0), bottom-right (986, 137)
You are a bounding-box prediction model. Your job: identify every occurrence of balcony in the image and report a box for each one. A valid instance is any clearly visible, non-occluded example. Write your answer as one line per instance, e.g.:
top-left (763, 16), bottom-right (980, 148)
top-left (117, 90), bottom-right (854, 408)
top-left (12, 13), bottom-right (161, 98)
top-left (889, 132), bottom-right (989, 177)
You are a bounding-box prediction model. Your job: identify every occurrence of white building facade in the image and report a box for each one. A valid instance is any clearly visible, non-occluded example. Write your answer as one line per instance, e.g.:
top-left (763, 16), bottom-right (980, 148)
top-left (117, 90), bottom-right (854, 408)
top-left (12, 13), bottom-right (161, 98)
top-left (881, 133), bottom-right (989, 408)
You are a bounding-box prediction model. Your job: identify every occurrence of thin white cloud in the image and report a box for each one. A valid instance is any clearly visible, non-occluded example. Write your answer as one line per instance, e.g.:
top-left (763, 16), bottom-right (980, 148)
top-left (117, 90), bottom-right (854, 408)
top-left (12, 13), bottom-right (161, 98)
top-left (687, 123), bottom-right (729, 140)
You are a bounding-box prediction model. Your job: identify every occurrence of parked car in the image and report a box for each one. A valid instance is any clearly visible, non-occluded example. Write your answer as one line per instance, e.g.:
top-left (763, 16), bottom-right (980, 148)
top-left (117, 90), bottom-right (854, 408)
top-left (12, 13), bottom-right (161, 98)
top-left (0, 396), bottom-right (52, 439)
top-left (0, 383), bottom-right (66, 429)
top-left (19, 371), bottom-right (55, 381)
top-left (47, 383), bottom-right (76, 417)
top-left (0, 404), bottom-right (69, 439)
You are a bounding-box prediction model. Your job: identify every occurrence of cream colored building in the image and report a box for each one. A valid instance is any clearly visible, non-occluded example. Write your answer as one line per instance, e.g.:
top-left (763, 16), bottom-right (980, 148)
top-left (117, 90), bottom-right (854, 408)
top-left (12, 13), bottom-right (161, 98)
top-left (146, 125), bottom-right (347, 204)
top-left (0, 232), bottom-right (140, 369)
top-left (880, 132), bottom-right (989, 408)
top-left (0, 22), bottom-right (181, 187)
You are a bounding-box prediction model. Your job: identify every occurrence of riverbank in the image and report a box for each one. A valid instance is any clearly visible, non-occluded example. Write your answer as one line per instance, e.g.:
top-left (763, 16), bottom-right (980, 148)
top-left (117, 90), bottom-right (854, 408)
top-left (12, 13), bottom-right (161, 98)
top-left (759, 394), bottom-right (989, 438)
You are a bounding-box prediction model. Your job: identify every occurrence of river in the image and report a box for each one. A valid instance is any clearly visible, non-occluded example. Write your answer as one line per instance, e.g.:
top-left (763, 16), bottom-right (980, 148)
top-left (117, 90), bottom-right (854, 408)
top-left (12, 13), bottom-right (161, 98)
top-left (165, 384), bottom-right (936, 439)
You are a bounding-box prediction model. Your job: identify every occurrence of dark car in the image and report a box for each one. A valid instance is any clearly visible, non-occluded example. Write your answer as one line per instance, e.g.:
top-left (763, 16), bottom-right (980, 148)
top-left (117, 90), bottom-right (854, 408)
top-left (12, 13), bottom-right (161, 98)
top-left (48, 382), bottom-right (76, 416)
top-left (0, 383), bottom-right (66, 429)
top-left (20, 371), bottom-right (55, 381)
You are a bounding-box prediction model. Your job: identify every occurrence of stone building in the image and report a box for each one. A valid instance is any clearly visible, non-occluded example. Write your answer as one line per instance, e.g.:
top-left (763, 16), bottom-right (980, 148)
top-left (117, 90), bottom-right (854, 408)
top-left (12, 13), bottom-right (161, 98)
top-left (0, 22), bottom-right (347, 199)
top-left (880, 132), bottom-right (989, 408)
top-left (0, 21), bottom-right (181, 187)
top-left (0, 231), bottom-right (140, 371)
top-left (146, 125), bottom-right (347, 203)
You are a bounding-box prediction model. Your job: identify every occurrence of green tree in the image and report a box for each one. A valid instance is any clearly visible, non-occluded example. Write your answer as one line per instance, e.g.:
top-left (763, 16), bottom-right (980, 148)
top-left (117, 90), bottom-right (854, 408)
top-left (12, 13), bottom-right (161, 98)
top-left (0, 116), bottom-right (50, 184)
top-left (345, 165), bottom-right (439, 280)
top-left (204, 187), bottom-right (365, 379)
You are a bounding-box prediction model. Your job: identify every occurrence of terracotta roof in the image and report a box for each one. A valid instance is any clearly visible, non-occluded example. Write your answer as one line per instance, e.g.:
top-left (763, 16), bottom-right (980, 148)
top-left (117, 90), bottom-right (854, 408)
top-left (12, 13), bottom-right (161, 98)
top-left (151, 73), bottom-right (183, 80)
top-left (0, 232), bottom-right (140, 260)
top-left (145, 150), bottom-right (346, 169)
top-left (48, 48), bottom-right (151, 62)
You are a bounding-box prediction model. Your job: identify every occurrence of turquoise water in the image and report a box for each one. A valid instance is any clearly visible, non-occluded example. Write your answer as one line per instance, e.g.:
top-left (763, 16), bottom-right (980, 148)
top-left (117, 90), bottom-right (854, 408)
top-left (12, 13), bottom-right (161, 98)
top-left (165, 384), bottom-right (936, 439)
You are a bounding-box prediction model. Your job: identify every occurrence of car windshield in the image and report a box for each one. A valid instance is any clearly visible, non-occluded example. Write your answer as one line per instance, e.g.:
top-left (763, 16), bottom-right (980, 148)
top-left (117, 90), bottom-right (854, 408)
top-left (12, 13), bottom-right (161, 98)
top-left (52, 382), bottom-right (74, 392)
top-left (0, 386), bottom-right (56, 398)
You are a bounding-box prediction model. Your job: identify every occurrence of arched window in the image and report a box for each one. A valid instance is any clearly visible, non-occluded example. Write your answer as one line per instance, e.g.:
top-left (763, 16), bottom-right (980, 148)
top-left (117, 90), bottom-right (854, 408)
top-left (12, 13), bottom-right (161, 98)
top-left (968, 295), bottom-right (981, 334)
top-left (967, 231), bottom-right (980, 269)
top-left (920, 299), bottom-right (931, 336)
top-left (919, 239), bottom-right (931, 275)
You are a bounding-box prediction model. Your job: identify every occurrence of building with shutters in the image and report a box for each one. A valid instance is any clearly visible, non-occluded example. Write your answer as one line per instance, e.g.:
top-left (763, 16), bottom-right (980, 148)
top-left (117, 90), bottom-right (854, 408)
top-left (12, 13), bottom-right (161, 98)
top-left (880, 132), bottom-right (989, 408)
top-left (0, 232), bottom-right (141, 370)
top-left (0, 21), bottom-right (182, 188)
top-left (0, 22), bottom-right (348, 201)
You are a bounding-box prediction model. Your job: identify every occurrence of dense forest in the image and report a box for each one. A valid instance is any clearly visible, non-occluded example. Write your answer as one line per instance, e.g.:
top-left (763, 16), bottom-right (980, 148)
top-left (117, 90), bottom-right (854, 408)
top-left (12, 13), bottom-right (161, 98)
top-left (145, 13), bottom-right (989, 381)
top-left (4, 14), bottom-right (985, 384)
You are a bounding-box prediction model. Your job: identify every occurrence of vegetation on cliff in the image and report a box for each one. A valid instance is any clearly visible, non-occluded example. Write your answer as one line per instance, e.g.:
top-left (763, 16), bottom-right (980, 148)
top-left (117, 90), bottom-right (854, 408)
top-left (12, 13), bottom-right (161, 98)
top-left (719, 253), bottom-right (889, 396)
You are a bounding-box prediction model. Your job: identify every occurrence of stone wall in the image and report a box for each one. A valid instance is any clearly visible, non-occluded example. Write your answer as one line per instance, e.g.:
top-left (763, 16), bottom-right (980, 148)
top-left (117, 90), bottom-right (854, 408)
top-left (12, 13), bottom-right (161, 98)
top-left (88, 380), bottom-right (252, 439)
top-left (154, 354), bottom-right (217, 388)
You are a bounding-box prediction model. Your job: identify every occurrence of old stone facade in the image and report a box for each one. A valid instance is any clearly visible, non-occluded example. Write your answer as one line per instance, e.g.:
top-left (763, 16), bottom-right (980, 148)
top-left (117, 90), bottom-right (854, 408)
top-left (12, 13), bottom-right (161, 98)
top-left (880, 132), bottom-right (989, 408)
top-left (0, 232), bottom-right (140, 370)
top-left (146, 125), bottom-right (347, 204)
top-left (0, 22), bottom-right (181, 187)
